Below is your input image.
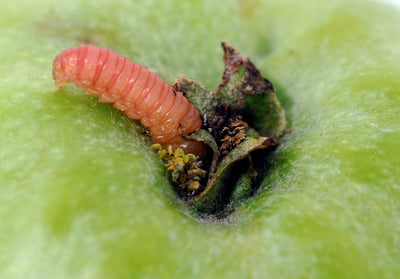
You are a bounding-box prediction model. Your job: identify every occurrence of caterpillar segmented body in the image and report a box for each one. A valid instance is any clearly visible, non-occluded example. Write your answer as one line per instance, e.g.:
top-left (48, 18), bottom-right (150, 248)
top-left (53, 45), bottom-right (205, 156)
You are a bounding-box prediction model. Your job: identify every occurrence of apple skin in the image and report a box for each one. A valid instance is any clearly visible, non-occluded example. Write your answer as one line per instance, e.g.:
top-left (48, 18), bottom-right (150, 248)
top-left (1, 0), bottom-right (400, 278)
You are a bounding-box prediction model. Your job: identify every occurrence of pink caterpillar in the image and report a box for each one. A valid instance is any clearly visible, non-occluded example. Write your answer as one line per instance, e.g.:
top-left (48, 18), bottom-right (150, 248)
top-left (52, 45), bottom-right (205, 156)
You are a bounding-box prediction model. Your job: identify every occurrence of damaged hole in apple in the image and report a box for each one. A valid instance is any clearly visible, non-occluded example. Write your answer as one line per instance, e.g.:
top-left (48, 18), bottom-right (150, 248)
top-left (157, 42), bottom-right (286, 217)
top-left (52, 41), bottom-right (286, 219)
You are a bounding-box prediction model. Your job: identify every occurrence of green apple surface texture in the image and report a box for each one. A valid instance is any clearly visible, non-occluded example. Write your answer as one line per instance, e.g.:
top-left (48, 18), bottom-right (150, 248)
top-left (1, 0), bottom-right (399, 278)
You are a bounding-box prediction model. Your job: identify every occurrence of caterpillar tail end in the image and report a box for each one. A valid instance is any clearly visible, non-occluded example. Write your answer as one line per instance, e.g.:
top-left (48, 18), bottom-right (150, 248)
top-left (52, 55), bottom-right (64, 90)
top-left (54, 80), bottom-right (64, 90)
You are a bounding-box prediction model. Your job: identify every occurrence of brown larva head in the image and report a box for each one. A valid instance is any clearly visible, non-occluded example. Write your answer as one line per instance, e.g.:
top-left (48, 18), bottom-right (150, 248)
top-left (178, 140), bottom-right (207, 158)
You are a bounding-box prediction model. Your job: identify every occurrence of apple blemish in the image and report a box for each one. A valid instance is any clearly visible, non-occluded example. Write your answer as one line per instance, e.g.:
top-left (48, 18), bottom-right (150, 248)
top-left (156, 42), bottom-right (286, 216)
top-left (53, 42), bottom-right (286, 218)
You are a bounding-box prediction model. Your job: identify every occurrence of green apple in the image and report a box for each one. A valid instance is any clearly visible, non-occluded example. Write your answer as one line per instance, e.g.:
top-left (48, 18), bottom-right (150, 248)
top-left (1, 0), bottom-right (399, 278)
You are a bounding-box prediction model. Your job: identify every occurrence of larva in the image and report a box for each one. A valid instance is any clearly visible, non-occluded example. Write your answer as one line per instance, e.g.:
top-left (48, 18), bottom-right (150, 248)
top-left (52, 45), bottom-right (205, 157)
